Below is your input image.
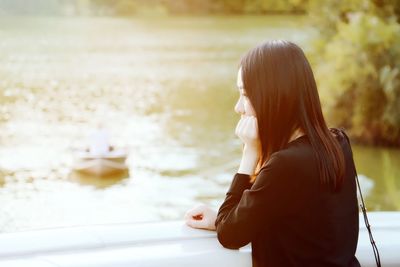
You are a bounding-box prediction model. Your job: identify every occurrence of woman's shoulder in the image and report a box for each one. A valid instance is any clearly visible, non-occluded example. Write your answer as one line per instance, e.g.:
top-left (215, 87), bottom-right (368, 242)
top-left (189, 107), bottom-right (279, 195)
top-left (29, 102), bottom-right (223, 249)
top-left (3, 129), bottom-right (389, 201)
top-left (258, 127), bottom-right (353, 173)
top-left (258, 141), bottom-right (313, 175)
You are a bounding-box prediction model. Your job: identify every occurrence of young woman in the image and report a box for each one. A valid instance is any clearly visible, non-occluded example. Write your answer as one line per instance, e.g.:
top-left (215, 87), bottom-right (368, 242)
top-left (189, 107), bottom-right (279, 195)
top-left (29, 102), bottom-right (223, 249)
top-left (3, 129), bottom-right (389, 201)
top-left (184, 40), bottom-right (361, 267)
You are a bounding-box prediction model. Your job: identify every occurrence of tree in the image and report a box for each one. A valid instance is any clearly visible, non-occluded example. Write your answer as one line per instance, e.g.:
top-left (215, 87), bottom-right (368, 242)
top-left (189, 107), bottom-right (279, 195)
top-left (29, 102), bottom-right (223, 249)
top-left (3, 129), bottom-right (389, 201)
top-left (309, 0), bottom-right (400, 146)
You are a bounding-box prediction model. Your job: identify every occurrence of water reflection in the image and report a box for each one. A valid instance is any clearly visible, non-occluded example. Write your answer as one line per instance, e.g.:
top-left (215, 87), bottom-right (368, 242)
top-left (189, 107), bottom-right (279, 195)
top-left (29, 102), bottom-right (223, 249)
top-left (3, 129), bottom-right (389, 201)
top-left (0, 16), bottom-right (398, 233)
top-left (353, 145), bottom-right (400, 210)
top-left (69, 171), bottom-right (129, 189)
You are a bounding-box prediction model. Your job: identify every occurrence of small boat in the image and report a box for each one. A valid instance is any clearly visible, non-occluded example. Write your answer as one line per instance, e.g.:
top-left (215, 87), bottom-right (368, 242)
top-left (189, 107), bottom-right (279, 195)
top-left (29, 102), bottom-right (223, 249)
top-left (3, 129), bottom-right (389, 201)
top-left (72, 148), bottom-right (129, 176)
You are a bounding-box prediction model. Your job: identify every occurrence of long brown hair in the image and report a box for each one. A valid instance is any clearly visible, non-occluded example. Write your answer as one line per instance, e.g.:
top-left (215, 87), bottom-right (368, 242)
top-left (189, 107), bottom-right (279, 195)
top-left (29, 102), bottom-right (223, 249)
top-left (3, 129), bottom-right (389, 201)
top-left (240, 40), bottom-right (345, 192)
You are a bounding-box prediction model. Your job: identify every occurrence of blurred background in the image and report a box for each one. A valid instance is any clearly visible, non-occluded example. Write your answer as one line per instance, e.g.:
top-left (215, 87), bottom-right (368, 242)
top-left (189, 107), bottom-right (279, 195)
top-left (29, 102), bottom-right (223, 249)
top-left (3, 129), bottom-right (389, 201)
top-left (0, 0), bottom-right (399, 232)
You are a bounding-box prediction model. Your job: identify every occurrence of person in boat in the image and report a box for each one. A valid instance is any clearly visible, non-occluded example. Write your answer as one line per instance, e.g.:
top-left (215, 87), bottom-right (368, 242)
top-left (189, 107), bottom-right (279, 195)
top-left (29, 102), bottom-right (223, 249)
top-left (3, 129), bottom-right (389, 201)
top-left (88, 127), bottom-right (112, 156)
top-left (184, 40), bottom-right (360, 267)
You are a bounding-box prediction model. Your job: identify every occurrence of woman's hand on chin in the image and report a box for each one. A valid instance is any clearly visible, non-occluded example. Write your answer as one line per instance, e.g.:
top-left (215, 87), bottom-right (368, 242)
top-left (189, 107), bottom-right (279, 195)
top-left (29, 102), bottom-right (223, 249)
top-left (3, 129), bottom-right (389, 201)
top-left (235, 115), bottom-right (260, 150)
top-left (235, 115), bottom-right (261, 175)
top-left (184, 203), bottom-right (217, 231)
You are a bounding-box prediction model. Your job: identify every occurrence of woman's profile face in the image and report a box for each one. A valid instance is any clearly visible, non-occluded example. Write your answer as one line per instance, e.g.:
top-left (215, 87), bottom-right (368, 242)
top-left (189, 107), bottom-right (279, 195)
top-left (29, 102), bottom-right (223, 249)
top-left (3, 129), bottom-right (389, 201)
top-left (234, 67), bottom-right (256, 117)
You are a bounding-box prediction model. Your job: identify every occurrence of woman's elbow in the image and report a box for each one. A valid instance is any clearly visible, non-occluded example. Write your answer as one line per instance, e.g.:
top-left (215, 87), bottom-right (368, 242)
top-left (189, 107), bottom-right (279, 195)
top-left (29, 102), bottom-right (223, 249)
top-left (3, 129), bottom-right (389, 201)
top-left (216, 225), bottom-right (248, 250)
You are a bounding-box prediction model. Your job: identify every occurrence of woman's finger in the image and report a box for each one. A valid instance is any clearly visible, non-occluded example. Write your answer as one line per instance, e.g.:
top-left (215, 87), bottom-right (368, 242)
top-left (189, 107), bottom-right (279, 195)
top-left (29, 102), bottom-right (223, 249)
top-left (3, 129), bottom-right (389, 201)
top-left (244, 116), bottom-right (257, 139)
top-left (185, 211), bottom-right (202, 221)
top-left (185, 210), bottom-right (200, 219)
top-left (244, 116), bottom-right (253, 135)
top-left (186, 218), bottom-right (206, 229)
top-left (241, 116), bottom-right (252, 140)
top-left (248, 116), bottom-right (258, 139)
top-left (184, 204), bottom-right (207, 219)
top-left (183, 212), bottom-right (192, 220)
top-left (235, 117), bottom-right (246, 141)
top-left (235, 116), bottom-right (244, 138)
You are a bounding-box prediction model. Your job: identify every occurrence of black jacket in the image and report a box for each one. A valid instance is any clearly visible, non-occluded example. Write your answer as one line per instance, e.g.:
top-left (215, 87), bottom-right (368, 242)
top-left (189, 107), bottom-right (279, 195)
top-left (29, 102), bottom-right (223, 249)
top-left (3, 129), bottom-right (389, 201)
top-left (215, 129), bottom-right (360, 267)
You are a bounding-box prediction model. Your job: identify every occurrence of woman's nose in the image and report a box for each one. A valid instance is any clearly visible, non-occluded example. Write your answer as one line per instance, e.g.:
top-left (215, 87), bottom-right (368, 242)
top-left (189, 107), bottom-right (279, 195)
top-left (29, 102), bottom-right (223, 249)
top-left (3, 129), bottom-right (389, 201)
top-left (234, 98), bottom-right (245, 115)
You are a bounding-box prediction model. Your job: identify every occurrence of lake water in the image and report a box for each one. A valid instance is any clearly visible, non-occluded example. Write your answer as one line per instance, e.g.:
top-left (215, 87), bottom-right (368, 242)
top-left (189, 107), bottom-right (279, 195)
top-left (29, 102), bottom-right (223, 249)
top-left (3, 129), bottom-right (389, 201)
top-left (0, 16), bottom-right (399, 232)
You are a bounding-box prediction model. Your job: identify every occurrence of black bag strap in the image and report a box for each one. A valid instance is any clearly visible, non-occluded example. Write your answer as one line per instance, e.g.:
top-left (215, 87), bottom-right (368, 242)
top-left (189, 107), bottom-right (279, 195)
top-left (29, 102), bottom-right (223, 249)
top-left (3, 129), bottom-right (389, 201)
top-left (355, 172), bottom-right (381, 267)
top-left (339, 128), bottom-right (381, 267)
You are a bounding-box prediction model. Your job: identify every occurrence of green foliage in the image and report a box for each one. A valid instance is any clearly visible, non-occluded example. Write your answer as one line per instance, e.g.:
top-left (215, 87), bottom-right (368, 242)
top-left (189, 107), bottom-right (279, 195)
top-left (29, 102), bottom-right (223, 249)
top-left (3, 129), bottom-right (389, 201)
top-left (311, 0), bottom-right (400, 145)
top-left (89, 0), bottom-right (308, 15)
top-left (243, 0), bottom-right (307, 14)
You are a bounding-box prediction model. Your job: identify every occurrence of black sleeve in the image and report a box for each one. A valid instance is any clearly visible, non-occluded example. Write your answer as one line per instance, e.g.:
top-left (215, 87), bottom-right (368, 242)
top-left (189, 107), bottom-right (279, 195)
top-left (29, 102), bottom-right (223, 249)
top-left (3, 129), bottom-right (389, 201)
top-left (215, 153), bottom-right (288, 249)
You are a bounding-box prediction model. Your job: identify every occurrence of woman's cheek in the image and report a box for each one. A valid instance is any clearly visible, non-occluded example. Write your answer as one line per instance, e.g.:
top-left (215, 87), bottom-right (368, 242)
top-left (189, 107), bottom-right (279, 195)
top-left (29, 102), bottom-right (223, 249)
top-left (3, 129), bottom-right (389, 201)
top-left (244, 99), bottom-right (256, 116)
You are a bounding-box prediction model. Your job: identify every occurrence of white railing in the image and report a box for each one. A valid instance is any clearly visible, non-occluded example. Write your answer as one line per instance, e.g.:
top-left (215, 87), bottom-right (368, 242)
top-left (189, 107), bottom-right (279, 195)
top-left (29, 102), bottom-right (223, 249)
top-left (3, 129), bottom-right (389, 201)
top-left (0, 212), bottom-right (399, 267)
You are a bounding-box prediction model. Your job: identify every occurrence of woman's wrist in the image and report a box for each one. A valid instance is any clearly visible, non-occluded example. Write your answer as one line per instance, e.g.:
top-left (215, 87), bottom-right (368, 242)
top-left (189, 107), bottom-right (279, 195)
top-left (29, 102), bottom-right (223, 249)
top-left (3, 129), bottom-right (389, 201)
top-left (238, 145), bottom-right (260, 175)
